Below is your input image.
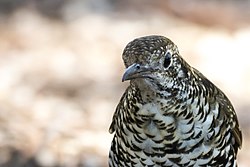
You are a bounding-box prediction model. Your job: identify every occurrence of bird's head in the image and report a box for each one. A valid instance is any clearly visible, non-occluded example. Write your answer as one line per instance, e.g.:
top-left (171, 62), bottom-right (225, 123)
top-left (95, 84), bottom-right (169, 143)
top-left (122, 35), bottom-right (191, 92)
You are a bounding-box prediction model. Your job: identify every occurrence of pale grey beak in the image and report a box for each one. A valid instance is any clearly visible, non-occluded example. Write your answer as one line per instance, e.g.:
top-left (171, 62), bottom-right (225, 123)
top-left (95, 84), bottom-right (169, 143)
top-left (122, 63), bottom-right (152, 82)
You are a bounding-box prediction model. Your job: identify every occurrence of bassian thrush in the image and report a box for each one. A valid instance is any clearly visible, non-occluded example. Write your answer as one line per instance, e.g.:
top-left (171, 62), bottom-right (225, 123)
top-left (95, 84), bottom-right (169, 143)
top-left (109, 35), bottom-right (242, 167)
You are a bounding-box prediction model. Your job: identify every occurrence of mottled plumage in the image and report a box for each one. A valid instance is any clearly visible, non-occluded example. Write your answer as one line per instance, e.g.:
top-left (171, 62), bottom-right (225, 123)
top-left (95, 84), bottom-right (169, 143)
top-left (109, 35), bottom-right (242, 167)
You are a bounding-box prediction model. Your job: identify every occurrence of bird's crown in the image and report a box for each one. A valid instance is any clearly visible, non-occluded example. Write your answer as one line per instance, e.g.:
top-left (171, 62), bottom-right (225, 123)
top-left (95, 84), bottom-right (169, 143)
top-left (121, 35), bottom-right (190, 92)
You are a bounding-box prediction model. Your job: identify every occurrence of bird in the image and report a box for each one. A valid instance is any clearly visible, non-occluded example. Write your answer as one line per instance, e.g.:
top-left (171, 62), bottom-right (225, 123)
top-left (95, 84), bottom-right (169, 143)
top-left (108, 35), bottom-right (242, 167)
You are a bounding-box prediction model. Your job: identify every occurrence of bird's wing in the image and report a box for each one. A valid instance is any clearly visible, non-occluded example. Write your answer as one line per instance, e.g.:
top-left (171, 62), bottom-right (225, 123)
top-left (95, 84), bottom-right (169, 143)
top-left (194, 68), bottom-right (242, 150)
top-left (217, 92), bottom-right (243, 150)
top-left (109, 88), bottom-right (128, 134)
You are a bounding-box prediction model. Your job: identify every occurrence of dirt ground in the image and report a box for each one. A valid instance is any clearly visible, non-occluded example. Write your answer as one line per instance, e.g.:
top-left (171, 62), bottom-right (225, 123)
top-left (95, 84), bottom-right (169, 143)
top-left (0, 1), bottom-right (249, 166)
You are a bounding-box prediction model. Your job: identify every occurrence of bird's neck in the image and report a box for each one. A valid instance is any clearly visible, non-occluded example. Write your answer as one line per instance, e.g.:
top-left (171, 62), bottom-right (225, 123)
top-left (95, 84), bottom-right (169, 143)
top-left (131, 78), bottom-right (190, 106)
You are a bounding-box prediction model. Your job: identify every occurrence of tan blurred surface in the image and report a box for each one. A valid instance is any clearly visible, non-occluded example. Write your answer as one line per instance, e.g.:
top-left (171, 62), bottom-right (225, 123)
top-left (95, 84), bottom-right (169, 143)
top-left (0, 1), bottom-right (249, 166)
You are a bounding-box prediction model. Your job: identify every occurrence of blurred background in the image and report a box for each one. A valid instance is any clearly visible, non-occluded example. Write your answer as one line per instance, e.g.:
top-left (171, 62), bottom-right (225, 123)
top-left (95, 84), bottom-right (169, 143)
top-left (0, 0), bottom-right (249, 166)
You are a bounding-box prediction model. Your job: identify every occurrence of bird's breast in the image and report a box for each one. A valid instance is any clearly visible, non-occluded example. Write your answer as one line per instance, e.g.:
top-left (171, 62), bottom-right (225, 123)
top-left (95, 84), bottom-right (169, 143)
top-left (135, 102), bottom-right (177, 149)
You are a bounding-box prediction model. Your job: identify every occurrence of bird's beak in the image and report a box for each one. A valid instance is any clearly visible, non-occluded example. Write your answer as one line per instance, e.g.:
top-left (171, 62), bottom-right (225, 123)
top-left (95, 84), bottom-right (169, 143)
top-left (122, 63), bottom-right (152, 82)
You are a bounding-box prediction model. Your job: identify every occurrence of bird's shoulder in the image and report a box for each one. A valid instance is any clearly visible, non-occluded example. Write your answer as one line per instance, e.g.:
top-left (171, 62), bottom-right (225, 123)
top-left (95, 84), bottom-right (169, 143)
top-left (109, 85), bottom-right (140, 134)
top-left (193, 68), bottom-right (242, 149)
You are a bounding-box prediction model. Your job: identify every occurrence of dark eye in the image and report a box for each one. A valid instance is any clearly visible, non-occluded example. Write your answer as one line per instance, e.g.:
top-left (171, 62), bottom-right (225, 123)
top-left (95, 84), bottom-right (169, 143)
top-left (163, 52), bottom-right (171, 68)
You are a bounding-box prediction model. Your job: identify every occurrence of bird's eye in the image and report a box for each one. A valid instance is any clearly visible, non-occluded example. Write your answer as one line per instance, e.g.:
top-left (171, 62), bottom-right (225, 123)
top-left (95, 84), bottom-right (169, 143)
top-left (163, 52), bottom-right (171, 68)
top-left (135, 64), bottom-right (140, 69)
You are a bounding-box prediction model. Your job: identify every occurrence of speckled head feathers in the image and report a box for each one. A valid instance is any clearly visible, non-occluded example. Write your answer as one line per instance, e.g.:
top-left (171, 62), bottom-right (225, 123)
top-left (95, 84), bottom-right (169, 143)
top-left (122, 35), bottom-right (178, 68)
top-left (121, 35), bottom-right (190, 90)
